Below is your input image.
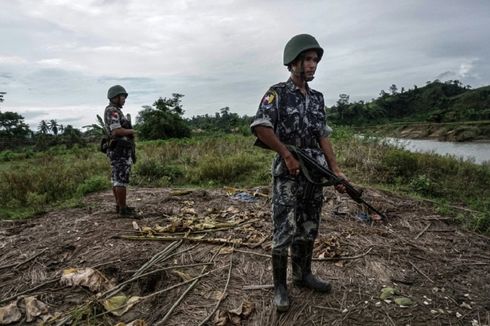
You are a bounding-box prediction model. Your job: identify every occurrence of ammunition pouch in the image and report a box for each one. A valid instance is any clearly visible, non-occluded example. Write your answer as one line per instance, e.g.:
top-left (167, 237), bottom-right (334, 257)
top-left (109, 137), bottom-right (136, 163)
top-left (100, 137), bottom-right (109, 153)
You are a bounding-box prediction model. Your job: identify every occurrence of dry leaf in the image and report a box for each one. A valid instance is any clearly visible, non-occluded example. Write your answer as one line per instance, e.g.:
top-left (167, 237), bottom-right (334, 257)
top-left (102, 295), bottom-right (142, 316)
top-left (205, 290), bottom-right (226, 301)
top-left (0, 301), bottom-right (22, 325)
top-left (24, 296), bottom-right (48, 322)
top-left (213, 300), bottom-right (255, 325)
top-left (61, 268), bottom-right (115, 292)
top-left (217, 247), bottom-right (234, 255)
top-left (173, 270), bottom-right (193, 281)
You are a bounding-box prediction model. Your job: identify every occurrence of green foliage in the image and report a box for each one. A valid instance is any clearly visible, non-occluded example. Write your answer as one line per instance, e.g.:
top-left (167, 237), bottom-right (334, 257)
top-left (408, 174), bottom-right (438, 196)
top-left (1, 132), bottom-right (489, 234)
top-left (76, 176), bottom-right (111, 196)
top-left (381, 149), bottom-right (419, 180)
top-left (136, 94), bottom-right (191, 140)
top-left (187, 107), bottom-right (252, 134)
top-left (0, 111), bottom-right (31, 150)
top-left (191, 153), bottom-right (261, 185)
top-left (133, 159), bottom-right (184, 185)
top-left (329, 80), bottom-right (489, 125)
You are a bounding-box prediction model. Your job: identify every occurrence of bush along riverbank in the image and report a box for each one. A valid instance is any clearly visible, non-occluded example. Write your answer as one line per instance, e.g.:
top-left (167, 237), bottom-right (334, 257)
top-left (0, 131), bottom-right (488, 233)
top-left (358, 120), bottom-right (490, 142)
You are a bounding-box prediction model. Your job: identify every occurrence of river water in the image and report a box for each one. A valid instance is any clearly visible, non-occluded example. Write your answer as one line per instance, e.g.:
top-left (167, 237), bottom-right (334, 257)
top-left (383, 137), bottom-right (490, 164)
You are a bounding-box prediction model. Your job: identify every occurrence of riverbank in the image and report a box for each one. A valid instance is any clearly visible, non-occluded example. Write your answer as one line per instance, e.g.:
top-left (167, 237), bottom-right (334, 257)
top-left (359, 120), bottom-right (490, 142)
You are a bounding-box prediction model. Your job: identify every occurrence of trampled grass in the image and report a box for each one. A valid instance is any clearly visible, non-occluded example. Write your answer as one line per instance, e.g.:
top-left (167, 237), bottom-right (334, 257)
top-left (1, 130), bottom-right (489, 233)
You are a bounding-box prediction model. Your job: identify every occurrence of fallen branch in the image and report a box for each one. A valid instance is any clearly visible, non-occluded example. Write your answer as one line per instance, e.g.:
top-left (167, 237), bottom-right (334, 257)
top-left (0, 277), bottom-right (58, 305)
top-left (119, 235), bottom-right (252, 247)
top-left (313, 247), bottom-right (373, 261)
top-left (102, 262), bottom-right (213, 299)
top-left (154, 246), bottom-right (224, 326)
top-left (243, 284), bottom-right (274, 291)
top-left (233, 249), bottom-right (271, 258)
top-left (414, 223), bottom-right (431, 240)
top-left (0, 248), bottom-right (48, 271)
top-left (198, 252), bottom-right (234, 326)
top-left (234, 247), bottom-right (374, 261)
top-left (409, 261), bottom-right (434, 283)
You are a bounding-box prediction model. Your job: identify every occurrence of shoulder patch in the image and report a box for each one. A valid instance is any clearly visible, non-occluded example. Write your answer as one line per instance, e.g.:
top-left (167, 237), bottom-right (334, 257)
top-left (261, 90), bottom-right (277, 109)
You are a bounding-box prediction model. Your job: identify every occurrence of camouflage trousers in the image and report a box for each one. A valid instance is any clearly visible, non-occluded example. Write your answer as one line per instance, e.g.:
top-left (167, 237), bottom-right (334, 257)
top-left (108, 148), bottom-right (132, 187)
top-left (271, 173), bottom-right (324, 255)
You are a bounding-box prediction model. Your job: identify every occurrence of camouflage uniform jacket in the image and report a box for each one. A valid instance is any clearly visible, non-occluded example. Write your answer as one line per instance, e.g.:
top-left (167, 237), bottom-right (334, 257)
top-left (104, 104), bottom-right (131, 137)
top-left (251, 78), bottom-right (333, 177)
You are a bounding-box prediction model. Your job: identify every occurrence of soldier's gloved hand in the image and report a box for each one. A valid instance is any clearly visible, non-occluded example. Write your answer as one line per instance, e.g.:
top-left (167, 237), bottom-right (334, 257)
top-left (284, 154), bottom-right (301, 176)
top-left (334, 171), bottom-right (347, 193)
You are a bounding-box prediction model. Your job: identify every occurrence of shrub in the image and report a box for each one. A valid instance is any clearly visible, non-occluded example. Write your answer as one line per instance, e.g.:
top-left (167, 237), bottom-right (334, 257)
top-left (134, 159), bottom-right (184, 184)
top-left (191, 153), bottom-right (261, 184)
top-left (76, 175), bottom-right (110, 196)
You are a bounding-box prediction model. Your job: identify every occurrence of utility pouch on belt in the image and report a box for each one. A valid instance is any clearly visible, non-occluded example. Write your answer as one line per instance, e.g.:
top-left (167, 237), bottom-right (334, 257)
top-left (100, 137), bottom-right (109, 153)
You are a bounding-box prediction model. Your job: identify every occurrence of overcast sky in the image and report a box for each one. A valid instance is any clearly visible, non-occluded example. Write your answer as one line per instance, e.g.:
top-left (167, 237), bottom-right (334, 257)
top-left (1, 0), bottom-right (489, 129)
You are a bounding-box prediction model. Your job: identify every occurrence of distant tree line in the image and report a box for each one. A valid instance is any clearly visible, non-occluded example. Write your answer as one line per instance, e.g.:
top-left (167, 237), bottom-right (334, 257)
top-left (329, 80), bottom-right (490, 125)
top-left (0, 92), bottom-right (253, 152)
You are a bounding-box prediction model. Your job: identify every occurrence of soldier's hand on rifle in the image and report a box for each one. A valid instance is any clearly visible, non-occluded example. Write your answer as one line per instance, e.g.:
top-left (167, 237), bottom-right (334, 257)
top-left (284, 154), bottom-right (301, 176)
top-left (333, 171), bottom-right (347, 193)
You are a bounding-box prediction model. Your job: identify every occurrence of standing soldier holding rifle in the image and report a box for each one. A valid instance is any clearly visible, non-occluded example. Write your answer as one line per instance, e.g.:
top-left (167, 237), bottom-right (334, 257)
top-left (104, 85), bottom-right (137, 217)
top-left (251, 34), bottom-right (347, 312)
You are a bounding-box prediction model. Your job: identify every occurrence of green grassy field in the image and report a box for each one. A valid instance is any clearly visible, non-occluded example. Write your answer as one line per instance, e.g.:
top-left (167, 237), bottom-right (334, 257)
top-left (1, 130), bottom-right (489, 233)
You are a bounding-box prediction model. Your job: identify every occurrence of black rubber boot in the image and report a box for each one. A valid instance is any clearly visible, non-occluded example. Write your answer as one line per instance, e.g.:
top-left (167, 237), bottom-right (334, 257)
top-left (272, 253), bottom-right (289, 312)
top-left (119, 206), bottom-right (137, 218)
top-left (291, 241), bottom-right (331, 293)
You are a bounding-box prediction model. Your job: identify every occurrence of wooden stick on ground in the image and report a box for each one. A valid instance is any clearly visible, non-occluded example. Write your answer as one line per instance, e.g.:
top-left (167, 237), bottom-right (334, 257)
top-left (234, 247), bottom-right (373, 261)
top-left (409, 261), bottom-right (434, 283)
top-left (0, 278), bottom-right (58, 305)
top-left (154, 246), bottom-right (225, 326)
top-left (414, 223), bottom-right (431, 240)
top-left (119, 235), bottom-right (247, 247)
top-left (198, 252), bottom-right (234, 326)
top-left (0, 248), bottom-right (48, 271)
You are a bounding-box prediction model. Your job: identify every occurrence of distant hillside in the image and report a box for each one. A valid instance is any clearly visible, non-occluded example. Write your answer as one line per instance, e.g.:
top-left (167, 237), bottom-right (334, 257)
top-left (328, 80), bottom-right (490, 125)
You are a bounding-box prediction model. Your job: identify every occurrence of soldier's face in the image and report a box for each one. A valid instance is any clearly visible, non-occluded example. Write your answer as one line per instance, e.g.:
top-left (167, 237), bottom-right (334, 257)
top-left (118, 95), bottom-right (126, 107)
top-left (292, 50), bottom-right (319, 81)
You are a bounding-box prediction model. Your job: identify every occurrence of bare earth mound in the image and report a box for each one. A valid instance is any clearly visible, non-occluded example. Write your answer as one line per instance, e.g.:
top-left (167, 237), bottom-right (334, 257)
top-left (1, 187), bottom-right (489, 325)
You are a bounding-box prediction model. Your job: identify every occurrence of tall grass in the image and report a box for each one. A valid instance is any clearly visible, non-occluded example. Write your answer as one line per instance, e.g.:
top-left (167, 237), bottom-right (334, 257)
top-left (1, 130), bottom-right (489, 233)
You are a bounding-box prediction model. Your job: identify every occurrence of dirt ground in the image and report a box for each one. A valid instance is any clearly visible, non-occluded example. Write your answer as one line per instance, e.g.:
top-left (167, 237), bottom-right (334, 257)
top-left (0, 186), bottom-right (489, 326)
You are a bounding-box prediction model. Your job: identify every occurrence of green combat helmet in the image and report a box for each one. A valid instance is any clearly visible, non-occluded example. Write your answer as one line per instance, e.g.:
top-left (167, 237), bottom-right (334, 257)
top-left (283, 34), bottom-right (324, 66)
top-left (107, 85), bottom-right (128, 99)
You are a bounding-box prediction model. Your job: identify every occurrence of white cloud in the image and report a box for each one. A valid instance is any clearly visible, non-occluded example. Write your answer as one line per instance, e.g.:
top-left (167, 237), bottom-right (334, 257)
top-left (0, 55), bottom-right (28, 65)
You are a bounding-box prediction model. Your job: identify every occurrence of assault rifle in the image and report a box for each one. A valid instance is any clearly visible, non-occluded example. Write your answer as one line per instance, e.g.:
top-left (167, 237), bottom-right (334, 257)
top-left (287, 145), bottom-right (387, 220)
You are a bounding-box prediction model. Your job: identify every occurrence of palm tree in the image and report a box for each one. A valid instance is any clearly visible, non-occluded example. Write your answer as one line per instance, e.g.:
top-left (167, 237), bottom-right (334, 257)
top-left (49, 119), bottom-right (59, 136)
top-left (0, 92), bottom-right (5, 107)
top-left (82, 114), bottom-right (108, 137)
top-left (38, 120), bottom-right (49, 134)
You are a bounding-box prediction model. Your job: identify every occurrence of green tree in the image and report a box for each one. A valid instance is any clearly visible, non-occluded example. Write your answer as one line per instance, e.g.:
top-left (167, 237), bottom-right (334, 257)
top-left (0, 92), bottom-right (5, 107)
top-left (61, 125), bottom-right (85, 148)
top-left (136, 94), bottom-right (191, 140)
top-left (389, 84), bottom-right (398, 95)
top-left (38, 120), bottom-right (49, 134)
top-left (0, 111), bottom-right (31, 150)
top-left (336, 93), bottom-right (350, 122)
top-left (49, 119), bottom-right (59, 136)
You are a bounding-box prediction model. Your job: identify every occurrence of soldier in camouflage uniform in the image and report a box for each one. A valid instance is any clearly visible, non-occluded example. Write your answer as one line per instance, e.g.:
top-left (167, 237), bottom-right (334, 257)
top-left (251, 34), bottom-right (347, 312)
top-left (104, 85), bottom-right (137, 217)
